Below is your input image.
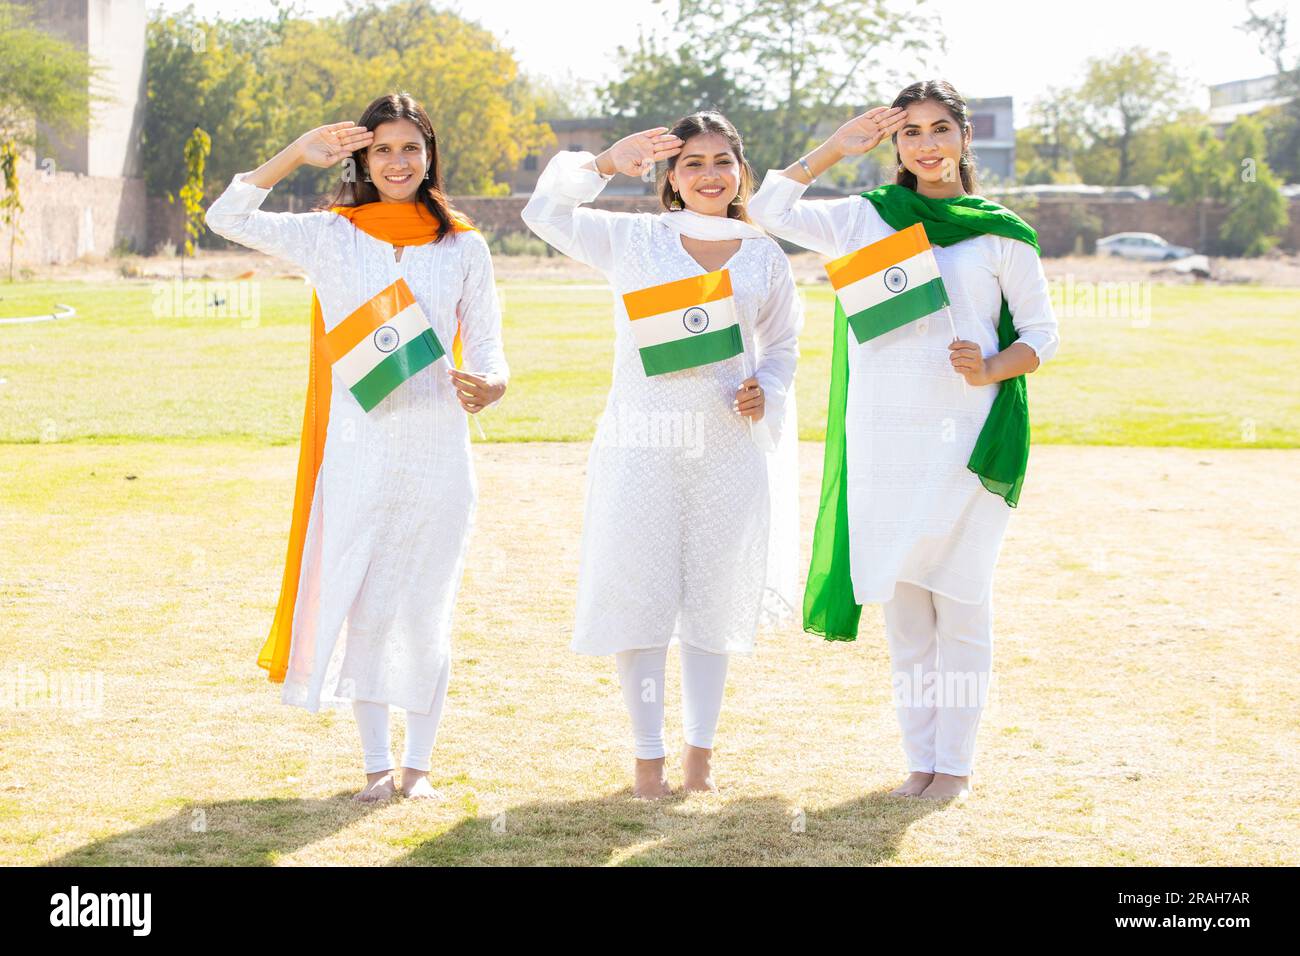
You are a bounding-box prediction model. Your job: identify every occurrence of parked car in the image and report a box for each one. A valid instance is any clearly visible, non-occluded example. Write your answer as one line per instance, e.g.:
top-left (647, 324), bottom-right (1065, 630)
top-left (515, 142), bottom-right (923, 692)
top-left (1097, 232), bottom-right (1194, 260)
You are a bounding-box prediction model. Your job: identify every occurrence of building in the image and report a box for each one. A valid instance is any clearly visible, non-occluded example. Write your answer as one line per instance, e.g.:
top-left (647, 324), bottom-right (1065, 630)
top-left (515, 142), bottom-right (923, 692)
top-left (965, 95), bottom-right (1015, 182)
top-left (1208, 74), bottom-right (1291, 131)
top-left (5, 0), bottom-right (148, 266)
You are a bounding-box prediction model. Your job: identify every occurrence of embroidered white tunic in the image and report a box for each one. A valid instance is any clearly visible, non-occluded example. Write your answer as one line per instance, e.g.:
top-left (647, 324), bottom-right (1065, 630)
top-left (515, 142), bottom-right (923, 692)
top-left (749, 170), bottom-right (1059, 606)
top-left (205, 173), bottom-right (508, 713)
top-left (521, 152), bottom-right (802, 655)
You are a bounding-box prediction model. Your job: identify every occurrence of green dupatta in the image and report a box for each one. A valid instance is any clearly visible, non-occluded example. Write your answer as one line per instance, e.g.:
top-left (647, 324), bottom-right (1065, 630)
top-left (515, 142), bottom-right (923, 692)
top-left (803, 183), bottom-right (1041, 642)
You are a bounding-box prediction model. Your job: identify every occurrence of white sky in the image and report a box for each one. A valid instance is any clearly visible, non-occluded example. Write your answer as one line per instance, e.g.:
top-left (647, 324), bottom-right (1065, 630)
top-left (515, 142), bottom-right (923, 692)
top-left (157, 0), bottom-right (1294, 125)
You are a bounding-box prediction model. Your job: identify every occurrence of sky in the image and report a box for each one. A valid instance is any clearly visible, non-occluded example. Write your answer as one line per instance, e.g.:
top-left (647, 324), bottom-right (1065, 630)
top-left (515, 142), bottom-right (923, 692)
top-left (155, 0), bottom-right (1294, 125)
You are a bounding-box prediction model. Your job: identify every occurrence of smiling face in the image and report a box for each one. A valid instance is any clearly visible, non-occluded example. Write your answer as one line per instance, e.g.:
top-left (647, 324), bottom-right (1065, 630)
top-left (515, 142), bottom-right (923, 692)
top-left (363, 117), bottom-right (430, 203)
top-left (894, 98), bottom-right (971, 191)
top-left (668, 132), bottom-right (742, 217)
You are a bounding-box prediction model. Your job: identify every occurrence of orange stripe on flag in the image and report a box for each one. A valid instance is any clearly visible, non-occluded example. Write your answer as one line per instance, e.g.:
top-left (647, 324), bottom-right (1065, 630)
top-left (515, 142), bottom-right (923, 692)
top-left (322, 278), bottom-right (417, 361)
top-left (824, 223), bottom-right (932, 290)
top-left (623, 269), bottom-right (733, 320)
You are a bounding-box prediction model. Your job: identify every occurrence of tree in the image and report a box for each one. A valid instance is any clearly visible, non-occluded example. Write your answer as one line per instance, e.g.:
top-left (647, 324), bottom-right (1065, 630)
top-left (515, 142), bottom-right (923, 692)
top-left (599, 30), bottom-right (760, 141)
top-left (172, 126), bottom-right (211, 278)
top-left (0, 139), bottom-right (20, 281)
top-left (1239, 0), bottom-right (1300, 182)
top-left (1159, 115), bottom-right (1288, 256)
top-left (662, 0), bottom-right (944, 177)
top-left (1156, 122), bottom-right (1225, 250)
top-left (1218, 116), bottom-right (1288, 256)
top-left (0, 1), bottom-right (103, 150)
top-left (143, 0), bottom-right (554, 220)
top-left (524, 70), bottom-right (600, 121)
top-left (1018, 86), bottom-right (1086, 184)
top-left (1073, 47), bottom-right (1187, 185)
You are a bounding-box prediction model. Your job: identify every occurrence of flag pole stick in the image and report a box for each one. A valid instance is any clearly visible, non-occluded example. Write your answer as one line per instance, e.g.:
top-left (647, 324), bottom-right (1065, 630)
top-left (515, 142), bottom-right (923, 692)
top-left (943, 304), bottom-right (968, 396)
top-left (739, 339), bottom-right (755, 439)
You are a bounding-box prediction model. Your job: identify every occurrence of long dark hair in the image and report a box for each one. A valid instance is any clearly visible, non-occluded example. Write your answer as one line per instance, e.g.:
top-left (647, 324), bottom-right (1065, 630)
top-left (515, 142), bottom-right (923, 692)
top-left (889, 79), bottom-right (980, 195)
top-left (660, 111), bottom-right (756, 223)
top-left (320, 91), bottom-right (468, 241)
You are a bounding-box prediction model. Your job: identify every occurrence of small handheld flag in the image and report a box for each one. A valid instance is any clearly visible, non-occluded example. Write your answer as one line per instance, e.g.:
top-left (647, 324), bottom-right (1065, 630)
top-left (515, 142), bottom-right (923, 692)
top-left (825, 222), bottom-right (950, 344)
top-left (622, 269), bottom-right (744, 376)
top-left (322, 277), bottom-right (445, 412)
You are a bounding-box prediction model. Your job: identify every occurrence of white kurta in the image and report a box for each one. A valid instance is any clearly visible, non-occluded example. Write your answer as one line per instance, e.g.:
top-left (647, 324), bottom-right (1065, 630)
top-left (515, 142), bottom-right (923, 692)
top-left (522, 152), bottom-right (802, 655)
top-left (205, 173), bottom-right (508, 713)
top-left (749, 170), bottom-right (1059, 606)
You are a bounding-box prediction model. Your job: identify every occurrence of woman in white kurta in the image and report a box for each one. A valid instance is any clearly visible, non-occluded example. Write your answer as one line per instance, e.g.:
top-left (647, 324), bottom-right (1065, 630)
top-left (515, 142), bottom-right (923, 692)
top-left (521, 113), bottom-right (802, 798)
top-left (205, 95), bottom-right (508, 802)
top-left (749, 83), bottom-right (1059, 800)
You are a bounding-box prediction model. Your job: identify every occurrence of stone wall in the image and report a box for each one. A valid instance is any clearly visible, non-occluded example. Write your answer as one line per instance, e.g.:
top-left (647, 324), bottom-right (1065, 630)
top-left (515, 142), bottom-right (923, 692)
top-left (2, 155), bottom-right (148, 268)
top-left (457, 195), bottom-right (1300, 256)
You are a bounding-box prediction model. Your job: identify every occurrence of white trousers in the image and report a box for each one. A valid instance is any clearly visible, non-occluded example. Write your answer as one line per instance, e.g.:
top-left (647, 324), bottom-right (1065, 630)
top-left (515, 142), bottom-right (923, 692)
top-left (351, 655), bottom-right (451, 773)
top-left (614, 642), bottom-right (729, 759)
top-left (882, 581), bottom-right (993, 777)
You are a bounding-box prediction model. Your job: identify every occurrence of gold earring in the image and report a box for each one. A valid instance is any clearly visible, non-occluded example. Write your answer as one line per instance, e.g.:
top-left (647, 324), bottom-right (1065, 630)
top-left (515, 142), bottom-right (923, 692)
top-left (670, 191), bottom-right (682, 210)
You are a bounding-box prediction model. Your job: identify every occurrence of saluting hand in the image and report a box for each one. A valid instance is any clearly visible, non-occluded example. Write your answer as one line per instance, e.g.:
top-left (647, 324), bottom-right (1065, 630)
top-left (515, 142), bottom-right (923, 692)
top-left (830, 107), bottom-right (909, 156)
top-left (594, 128), bottom-right (684, 178)
top-left (295, 121), bottom-right (375, 169)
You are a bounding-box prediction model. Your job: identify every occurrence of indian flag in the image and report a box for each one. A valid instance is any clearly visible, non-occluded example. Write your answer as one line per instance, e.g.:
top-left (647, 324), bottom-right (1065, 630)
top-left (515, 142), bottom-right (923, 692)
top-left (622, 268), bottom-right (743, 376)
top-left (322, 278), bottom-right (445, 412)
top-left (825, 222), bottom-right (950, 344)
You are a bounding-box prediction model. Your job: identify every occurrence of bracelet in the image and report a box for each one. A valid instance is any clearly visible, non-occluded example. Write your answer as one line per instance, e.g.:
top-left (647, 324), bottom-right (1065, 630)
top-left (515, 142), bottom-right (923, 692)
top-left (797, 156), bottom-right (816, 183)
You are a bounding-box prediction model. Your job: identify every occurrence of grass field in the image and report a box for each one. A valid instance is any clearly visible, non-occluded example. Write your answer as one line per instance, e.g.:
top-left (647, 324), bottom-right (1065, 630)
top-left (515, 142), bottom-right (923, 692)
top-left (1, 275), bottom-right (1298, 866)
top-left (1, 277), bottom-right (1297, 447)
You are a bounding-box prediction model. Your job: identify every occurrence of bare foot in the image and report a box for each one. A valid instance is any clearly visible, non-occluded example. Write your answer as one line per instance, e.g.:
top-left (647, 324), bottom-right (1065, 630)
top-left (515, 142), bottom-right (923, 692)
top-left (682, 744), bottom-right (717, 793)
top-left (354, 770), bottom-right (396, 802)
top-left (398, 767), bottom-right (442, 801)
top-left (919, 773), bottom-right (972, 801)
top-left (633, 757), bottom-right (672, 800)
top-left (889, 771), bottom-right (935, 797)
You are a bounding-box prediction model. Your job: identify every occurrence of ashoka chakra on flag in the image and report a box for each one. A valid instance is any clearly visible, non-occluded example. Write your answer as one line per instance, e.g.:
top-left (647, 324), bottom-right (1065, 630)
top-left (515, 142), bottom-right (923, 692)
top-left (322, 278), bottom-right (446, 412)
top-left (825, 222), bottom-right (950, 344)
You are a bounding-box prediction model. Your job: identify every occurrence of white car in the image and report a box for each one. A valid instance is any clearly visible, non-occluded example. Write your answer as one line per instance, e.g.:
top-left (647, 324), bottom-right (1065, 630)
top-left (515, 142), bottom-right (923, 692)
top-left (1097, 232), bottom-right (1194, 261)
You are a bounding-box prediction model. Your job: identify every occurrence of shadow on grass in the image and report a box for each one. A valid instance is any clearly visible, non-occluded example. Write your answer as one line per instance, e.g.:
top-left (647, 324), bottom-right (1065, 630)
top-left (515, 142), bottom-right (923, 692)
top-left (47, 793), bottom-right (389, 866)
top-left (44, 785), bottom-right (953, 866)
top-left (394, 785), bottom-right (951, 866)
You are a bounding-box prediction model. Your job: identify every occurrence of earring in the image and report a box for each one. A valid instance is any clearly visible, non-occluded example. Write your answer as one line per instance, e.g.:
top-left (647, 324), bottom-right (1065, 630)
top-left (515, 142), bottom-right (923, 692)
top-left (670, 191), bottom-right (682, 210)
top-left (362, 170), bottom-right (371, 183)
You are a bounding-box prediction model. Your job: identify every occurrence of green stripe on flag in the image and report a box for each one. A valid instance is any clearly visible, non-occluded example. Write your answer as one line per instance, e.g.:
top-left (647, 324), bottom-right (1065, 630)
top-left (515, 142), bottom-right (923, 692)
top-left (638, 325), bottom-right (743, 376)
top-left (846, 276), bottom-right (949, 343)
top-left (350, 328), bottom-right (444, 411)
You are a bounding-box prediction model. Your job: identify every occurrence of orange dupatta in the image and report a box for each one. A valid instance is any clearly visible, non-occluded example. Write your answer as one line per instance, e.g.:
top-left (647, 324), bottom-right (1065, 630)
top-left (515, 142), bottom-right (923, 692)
top-left (257, 201), bottom-right (474, 682)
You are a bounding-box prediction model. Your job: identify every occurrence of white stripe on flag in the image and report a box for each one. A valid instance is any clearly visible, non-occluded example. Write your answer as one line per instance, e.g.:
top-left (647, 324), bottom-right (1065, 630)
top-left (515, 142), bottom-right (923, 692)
top-left (836, 248), bottom-right (943, 318)
top-left (628, 296), bottom-right (739, 350)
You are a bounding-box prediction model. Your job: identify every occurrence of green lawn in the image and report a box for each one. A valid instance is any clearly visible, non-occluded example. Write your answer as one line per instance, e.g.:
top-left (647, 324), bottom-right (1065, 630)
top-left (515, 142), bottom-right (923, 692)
top-left (0, 278), bottom-right (1296, 447)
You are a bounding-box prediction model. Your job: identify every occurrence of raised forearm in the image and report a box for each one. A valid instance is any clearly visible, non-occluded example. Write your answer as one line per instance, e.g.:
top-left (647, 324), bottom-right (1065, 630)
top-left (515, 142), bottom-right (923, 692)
top-left (779, 140), bottom-right (844, 184)
top-left (244, 140), bottom-right (306, 189)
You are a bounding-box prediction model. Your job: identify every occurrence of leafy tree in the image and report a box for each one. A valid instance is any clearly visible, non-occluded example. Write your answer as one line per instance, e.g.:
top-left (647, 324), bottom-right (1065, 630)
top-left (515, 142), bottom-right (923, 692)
top-left (603, 0), bottom-right (941, 178)
top-left (1239, 0), bottom-right (1300, 182)
top-left (599, 30), bottom-right (760, 140)
top-left (1218, 115), bottom-right (1288, 256)
top-left (1073, 47), bottom-right (1187, 185)
top-left (1159, 115), bottom-right (1288, 255)
top-left (0, 1), bottom-right (103, 150)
